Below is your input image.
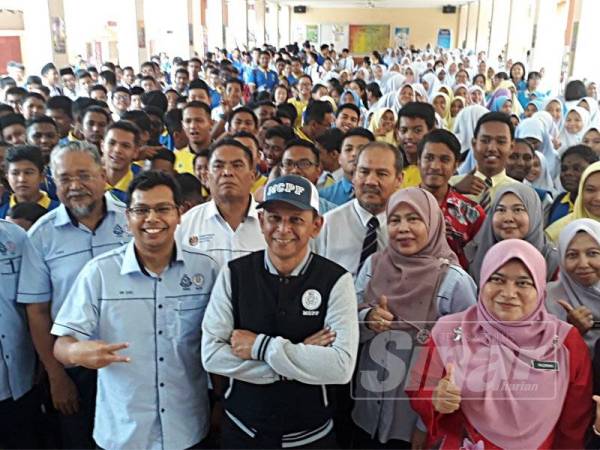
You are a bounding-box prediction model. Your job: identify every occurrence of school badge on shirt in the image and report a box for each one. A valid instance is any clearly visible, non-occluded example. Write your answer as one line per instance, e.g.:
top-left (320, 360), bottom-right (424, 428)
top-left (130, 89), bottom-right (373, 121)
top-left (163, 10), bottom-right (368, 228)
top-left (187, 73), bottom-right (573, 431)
top-left (302, 289), bottom-right (321, 316)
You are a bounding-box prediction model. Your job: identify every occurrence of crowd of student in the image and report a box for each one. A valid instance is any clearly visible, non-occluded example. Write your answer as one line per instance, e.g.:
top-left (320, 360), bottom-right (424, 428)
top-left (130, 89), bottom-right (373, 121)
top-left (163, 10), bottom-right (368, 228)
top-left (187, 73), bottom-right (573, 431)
top-left (1, 40), bottom-right (600, 450)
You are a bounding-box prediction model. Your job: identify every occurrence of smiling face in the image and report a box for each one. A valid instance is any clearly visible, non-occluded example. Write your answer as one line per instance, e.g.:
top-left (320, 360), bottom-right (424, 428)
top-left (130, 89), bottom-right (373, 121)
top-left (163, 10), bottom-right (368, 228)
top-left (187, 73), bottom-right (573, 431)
top-left (564, 231), bottom-right (600, 287)
top-left (259, 202), bottom-right (322, 266)
top-left (583, 172), bottom-right (600, 217)
top-left (560, 153), bottom-right (590, 194)
top-left (472, 121), bottom-right (513, 178)
top-left (127, 185), bottom-right (181, 254)
top-left (481, 258), bottom-right (538, 322)
top-left (583, 129), bottom-right (600, 155)
top-left (387, 202), bottom-right (429, 256)
top-left (102, 128), bottom-right (138, 173)
top-left (492, 192), bottom-right (530, 240)
top-left (418, 141), bottom-right (458, 189)
top-left (565, 110), bottom-right (584, 134)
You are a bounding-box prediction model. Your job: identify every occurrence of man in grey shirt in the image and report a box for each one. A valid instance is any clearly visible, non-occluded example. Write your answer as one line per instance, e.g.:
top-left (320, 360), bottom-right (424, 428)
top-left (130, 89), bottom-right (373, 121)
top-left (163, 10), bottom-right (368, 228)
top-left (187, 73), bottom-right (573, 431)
top-left (202, 175), bottom-right (358, 448)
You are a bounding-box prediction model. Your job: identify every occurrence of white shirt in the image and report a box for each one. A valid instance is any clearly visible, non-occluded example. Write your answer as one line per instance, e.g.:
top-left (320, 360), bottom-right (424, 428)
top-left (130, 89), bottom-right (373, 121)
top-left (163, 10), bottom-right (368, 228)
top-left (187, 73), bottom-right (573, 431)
top-left (177, 196), bottom-right (267, 268)
top-left (313, 199), bottom-right (387, 278)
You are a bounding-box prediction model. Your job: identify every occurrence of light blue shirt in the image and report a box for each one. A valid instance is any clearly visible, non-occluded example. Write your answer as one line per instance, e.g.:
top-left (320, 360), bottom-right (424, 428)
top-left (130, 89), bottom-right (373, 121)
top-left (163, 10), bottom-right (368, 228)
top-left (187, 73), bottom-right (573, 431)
top-left (17, 193), bottom-right (131, 320)
top-left (318, 176), bottom-right (353, 206)
top-left (0, 220), bottom-right (36, 401)
top-left (51, 240), bottom-right (219, 450)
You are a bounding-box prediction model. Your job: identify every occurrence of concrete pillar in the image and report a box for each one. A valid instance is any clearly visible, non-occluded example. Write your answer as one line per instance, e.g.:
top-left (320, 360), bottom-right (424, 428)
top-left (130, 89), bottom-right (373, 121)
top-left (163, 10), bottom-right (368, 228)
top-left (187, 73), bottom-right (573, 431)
top-left (265, 1), bottom-right (278, 45)
top-left (228, 0), bottom-right (248, 49)
top-left (571, 0), bottom-right (600, 79)
top-left (116, 0), bottom-right (147, 68)
top-left (21, 0), bottom-right (69, 71)
top-left (191, 0), bottom-right (206, 57)
top-left (206, 0), bottom-right (224, 50)
top-left (255, 0), bottom-right (266, 46)
top-left (278, 3), bottom-right (290, 47)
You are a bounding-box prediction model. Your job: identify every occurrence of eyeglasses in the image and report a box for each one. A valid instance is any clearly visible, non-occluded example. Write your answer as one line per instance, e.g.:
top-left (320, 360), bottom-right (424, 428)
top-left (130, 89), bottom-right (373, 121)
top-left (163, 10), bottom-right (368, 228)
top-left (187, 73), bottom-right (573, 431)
top-left (127, 204), bottom-right (178, 217)
top-left (55, 173), bottom-right (98, 185)
top-left (281, 159), bottom-right (317, 170)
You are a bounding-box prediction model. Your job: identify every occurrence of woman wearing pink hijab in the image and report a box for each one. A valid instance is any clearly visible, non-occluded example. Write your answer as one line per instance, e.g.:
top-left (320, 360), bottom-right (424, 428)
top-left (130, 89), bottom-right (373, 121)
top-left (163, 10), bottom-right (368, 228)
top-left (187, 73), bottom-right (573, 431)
top-left (408, 239), bottom-right (592, 449)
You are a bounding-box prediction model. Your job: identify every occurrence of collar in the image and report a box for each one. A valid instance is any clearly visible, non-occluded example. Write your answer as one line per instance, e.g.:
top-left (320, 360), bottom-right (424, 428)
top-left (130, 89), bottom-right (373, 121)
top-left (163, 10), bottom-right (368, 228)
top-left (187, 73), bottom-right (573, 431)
top-left (340, 176), bottom-right (354, 194)
top-left (474, 169), bottom-right (508, 185)
top-left (174, 146), bottom-right (192, 155)
top-left (264, 248), bottom-right (312, 277)
top-left (352, 198), bottom-right (385, 228)
top-left (54, 192), bottom-right (114, 227)
top-left (294, 127), bottom-right (314, 143)
top-left (206, 195), bottom-right (259, 221)
top-left (106, 168), bottom-right (135, 193)
top-left (560, 192), bottom-right (574, 206)
top-left (67, 131), bottom-right (80, 142)
top-left (10, 191), bottom-right (52, 209)
top-left (121, 240), bottom-right (182, 276)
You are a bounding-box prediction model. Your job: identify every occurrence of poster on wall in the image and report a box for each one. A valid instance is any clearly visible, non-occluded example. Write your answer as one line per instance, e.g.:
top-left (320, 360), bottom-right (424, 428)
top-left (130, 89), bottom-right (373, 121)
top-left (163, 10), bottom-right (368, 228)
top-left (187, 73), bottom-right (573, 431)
top-left (320, 24), bottom-right (349, 50)
top-left (393, 27), bottom-right (410, 48)
top-left (437, 29), bottom-right (451, 49)
top-left (306, 25), bottom-right (319, 44)
top-left (349, 25), bottom-right (390, 54)
top-left (51, 17), bottom-right (67, 54)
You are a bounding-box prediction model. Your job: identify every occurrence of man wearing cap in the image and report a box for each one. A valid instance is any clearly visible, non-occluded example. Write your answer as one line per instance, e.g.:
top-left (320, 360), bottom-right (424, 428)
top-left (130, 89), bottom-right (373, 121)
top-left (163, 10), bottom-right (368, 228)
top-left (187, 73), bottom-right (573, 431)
top-left (202, 174), bottom-right (359, 448)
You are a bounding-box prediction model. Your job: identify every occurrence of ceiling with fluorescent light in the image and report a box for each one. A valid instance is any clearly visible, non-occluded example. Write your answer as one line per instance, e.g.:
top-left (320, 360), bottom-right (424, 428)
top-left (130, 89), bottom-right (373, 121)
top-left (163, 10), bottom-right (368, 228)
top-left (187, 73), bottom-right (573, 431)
top-left (277, 0), bottom-right (471, 8)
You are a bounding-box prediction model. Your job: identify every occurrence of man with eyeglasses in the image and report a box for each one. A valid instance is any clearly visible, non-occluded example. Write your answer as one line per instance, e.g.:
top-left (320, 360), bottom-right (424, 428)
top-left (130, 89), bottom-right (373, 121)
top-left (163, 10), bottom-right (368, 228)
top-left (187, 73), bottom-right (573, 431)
top-left (280, 138), bottom-right (337, 214)
top-left (17, 141), bottom-right (131, 449)
top-left (178, 138), bottom-right (266, 267)
top-left (51, 170), bottom-right (218, 450)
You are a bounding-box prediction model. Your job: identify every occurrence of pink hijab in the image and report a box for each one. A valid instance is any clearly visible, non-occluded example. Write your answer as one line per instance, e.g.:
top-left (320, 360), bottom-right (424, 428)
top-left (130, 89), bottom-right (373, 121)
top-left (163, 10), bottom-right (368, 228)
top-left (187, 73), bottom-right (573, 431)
top-left (431, 239), bottom-right (572, 450)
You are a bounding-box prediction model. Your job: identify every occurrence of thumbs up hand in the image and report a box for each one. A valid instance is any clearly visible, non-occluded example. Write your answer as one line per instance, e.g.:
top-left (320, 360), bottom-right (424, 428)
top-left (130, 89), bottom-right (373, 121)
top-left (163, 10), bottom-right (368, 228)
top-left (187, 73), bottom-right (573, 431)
top-left (557, 300), bottom-right (594, 335)
top-left (433, 364), bottom-right (462, 414)
top-left (366, 295), bottom-right (395, 333)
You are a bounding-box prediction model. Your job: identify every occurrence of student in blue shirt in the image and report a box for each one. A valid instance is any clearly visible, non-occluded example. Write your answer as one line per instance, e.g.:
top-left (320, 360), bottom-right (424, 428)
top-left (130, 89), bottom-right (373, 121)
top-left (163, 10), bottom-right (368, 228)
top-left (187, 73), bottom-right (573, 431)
top-left (0, 145), bottom-right (59, 219)
top-left (246, 51), bottom-right (278, 94)
top-left (18, 141), bottom-right (131, 449)
top-left (0, 219), bottom-right (40, 449)
top-left (319, 128), bottom-right (375, 206)
top-left (53, 171), bottom-right (219, 450)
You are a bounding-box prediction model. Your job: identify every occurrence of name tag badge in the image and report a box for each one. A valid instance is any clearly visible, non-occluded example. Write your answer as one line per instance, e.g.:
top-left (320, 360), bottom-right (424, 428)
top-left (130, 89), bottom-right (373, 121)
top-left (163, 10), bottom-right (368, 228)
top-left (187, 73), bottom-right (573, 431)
top-left (531, 360), bottom-right (559, 371)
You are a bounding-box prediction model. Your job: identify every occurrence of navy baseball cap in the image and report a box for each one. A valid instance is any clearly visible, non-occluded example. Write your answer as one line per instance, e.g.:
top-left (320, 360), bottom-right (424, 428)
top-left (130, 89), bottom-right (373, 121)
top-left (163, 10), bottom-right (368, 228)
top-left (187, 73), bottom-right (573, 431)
top-left (257, 175), bottom-right (320, 214)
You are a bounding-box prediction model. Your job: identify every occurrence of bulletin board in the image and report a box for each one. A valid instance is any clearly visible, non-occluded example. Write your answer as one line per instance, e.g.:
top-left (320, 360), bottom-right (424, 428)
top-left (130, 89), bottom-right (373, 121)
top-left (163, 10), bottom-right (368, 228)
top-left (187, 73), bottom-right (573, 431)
top-left (349, 25), bottom-right (390, 54)
top-left (319, 24), bottom-right (350, 49)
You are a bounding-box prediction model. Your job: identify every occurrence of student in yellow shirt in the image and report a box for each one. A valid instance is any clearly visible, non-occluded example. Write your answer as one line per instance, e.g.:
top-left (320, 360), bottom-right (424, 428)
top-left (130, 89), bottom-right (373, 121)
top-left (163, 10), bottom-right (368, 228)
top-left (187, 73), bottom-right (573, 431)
top-left (175, 101), bottom-right (213, 174)
top-left (397, 102), bottom-right (436, 189)
top-left (103, 121), bottom-right (142, 202)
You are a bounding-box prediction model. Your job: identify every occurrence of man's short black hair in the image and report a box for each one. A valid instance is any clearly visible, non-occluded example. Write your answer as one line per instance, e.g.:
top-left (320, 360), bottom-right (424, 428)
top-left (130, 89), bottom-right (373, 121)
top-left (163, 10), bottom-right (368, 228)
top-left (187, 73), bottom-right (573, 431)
top-left (562, 144), bottom-right (599, 164)
top-left (276, 103), bottom-right (298, 125)
top-left (336, 103), bottom-right (360, 119)
top-left (473, 112), bottom-right (515, 140)
top-left (208, 137), bottom-right (253, 167)
top-left (121, 110), bottom-right (152, 134)
top-left (76, 69), bottom-right (91, 80)
top-left (0, 77), bottom-right (16, 90)
top-left (26, 75), bottom-right (42, 86)
top-left (189, 79), bottom-right (211, 95)
top-left (0, 113), bottom-right (26, 130)
top-left (175, 68), bottom-right (189, 77)
top-left (90, 84), bottom-right (108, 95)
top-left (417, 129), bottom-right (461, 160)
top-left (182, 100), bottom-right (211, 117)
top-left (26, 115), bottom-right (58, 131)
top-left (225, 77), bottom-right (244, 90)
top-left (0, 104), bottom-right (14, 115)
top-left (142, 90), bottom-right (168, 113)
top-left (150, 147), bottom-right (175, 164)
top-left (5, 86), bottom-right (27, 99)
top-left (231, 130), bottom-right (260, 150)
top-left (315, 128), bottom-right (344, 153)
top-left (303, 100), bottom-right (334, 125)
top-left (343, 127), bottom-right (375, 143)
top-left (72, 97), bottom-right (96, 122)
top-left (23, 92), bottom-right (46, 104)
top-left (106, 120), bottom-right (141, 145)
top-left (130, 86), bottom-right (145, 96)
top-left (113, 86), bottom-right (131, 96)
top-left (228, 107), bottom-right (259, 129)
top-left (397, 102), bottom-right (436, 130)
top-left (265, 125), bottom-right (295, 142)
top-left (357, 141), bottom-right (404, 174)
top-left (82, 105), bottom-right (111, 123)
top-left (7, 201), bottom-right (47, 224)
top-left (41, 63), bottom-right (57, 76)
top-left (126, 170), bottom-right (182, 207)
top-left (46, 95), bottom-right (73, 119)
top-left (99, 70), bottom-right (116, 86)
top-left (165, 109), bottom-right (183, 136)
top-left (193, 148), bottom-right (211, 167)
top-left (175, 173), bottom-right (203, 201)
top-left (5, 144), bottom-right (44, 172)
top-left (284, 138), bottom-right (320, 164)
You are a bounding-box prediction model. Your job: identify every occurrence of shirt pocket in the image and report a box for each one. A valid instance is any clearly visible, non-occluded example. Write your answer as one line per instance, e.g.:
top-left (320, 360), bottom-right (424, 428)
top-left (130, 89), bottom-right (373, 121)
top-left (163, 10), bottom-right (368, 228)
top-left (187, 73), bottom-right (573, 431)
top-left (174, 296), bottom-right (207, 339)
top-left (0, 256), bottom-right (20, 298)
